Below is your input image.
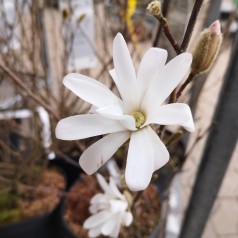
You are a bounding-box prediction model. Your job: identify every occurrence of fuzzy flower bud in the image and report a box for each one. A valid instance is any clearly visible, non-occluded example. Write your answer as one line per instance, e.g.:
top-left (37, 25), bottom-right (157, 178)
top-left (191, 20), bottom-right (222, 76)
top-left (147, 0), bottom-right (162, 16)
top-left (147, 1), bottom-right (168, 26)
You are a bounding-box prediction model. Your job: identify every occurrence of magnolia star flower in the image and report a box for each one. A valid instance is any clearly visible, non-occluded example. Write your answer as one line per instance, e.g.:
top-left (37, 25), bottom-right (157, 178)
top-left (56, 33), bottom-right (195, 191)
top-left (83, 174), bottom-right (133, 238)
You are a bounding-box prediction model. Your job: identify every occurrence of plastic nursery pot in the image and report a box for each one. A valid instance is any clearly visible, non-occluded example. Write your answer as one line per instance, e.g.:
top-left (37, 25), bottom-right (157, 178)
top-left (56, 176), bottom-right (98, 238)
top-left (49, 156), bottom-right (83, 190)
top-left (0, 202), bottom-right (62, 238)
top-left (0, 165), bottom-right (67, 238)
top-left (57, 176), bottom-right (164, 238)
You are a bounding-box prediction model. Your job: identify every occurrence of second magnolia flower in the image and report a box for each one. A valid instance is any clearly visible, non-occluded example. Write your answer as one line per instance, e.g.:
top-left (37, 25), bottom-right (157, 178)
top-left (56, 33), bottom-right (195, 191)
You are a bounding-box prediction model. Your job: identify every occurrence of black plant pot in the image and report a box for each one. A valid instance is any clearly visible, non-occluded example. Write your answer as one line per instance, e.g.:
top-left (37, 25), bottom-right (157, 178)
top-left (49, 157), bottom-right (82, 190)
top-left (55, 204), bottom-right (79, 238)
top-left (0, 157), bottom-right (77, 238)
top-left (0, 201), bottom-right (62, 238)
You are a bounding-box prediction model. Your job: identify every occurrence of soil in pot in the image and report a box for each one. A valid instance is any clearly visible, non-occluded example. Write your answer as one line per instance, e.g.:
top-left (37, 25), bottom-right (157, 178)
top-left (62, 175), bottom-right (160, 238)
top-left (0, 168), bottom-right (66, 227)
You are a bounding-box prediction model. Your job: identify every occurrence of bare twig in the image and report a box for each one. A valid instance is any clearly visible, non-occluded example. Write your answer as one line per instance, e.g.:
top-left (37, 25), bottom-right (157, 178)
top-left (162, 22), bottom-right (181, 54)
top-left (180, 0), bottom-right (205, 53)
top-left (176, 73), bottom-right (195, 101)
top-left (168, 0), bottom-right (205, 103)
top-left (0, 63), bottom-right (60, 121)
top-left (153, 0), bottom-right (171, 47)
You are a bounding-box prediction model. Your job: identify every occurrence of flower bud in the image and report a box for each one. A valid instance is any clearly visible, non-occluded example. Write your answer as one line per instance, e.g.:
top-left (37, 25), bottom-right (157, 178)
top-left (147, 0), bottom-right (162, 16)
top-left (191, 20), bottom-right (222, 76)
top-left (147, 1), bottom-right (167, 26)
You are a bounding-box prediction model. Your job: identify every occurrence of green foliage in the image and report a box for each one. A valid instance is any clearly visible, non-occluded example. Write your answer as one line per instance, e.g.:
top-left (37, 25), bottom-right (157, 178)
top-left (0, 188), bottom-right (22, 225)
top-left (0, 188), bottom-right (19, 209)
top-left (0, 209), bottom-right (22, 225)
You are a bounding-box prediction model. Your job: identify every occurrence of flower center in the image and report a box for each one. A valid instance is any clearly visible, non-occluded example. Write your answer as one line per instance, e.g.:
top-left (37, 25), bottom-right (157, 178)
top-left (130, 111), bottom-right (145, 129)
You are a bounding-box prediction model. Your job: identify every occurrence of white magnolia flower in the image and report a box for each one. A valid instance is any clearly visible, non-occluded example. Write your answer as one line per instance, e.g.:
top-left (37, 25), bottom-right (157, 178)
top-left (83, 174), bottom-right (133, 238)
top-left (56, 33), bottom-right (195, 191)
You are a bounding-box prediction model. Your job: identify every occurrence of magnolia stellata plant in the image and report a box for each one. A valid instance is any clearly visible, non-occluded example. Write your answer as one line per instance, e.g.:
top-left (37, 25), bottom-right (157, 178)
top-left (55, 33), bottom-right (195, 191)
top-left (55, 2), bottom-right (224, 237)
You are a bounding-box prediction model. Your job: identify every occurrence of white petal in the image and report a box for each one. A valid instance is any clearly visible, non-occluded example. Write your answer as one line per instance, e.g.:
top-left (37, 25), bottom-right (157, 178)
top-left (101, 213), bottom-right (122, 238)
top-left (109, 178), bottom-right (125, 200)
top-left (122, 212), bottom-right (133, 226)
top-left (89, 202), bottom-right (110, 214)
top-left (106, 159), bottom-right (121, 185)
top-left (90, 193), bottom-right (105, 204)
top-left (63, 73), bottom-right (122, 108)
top-left (110, 200), bottom-right (127, 213)
top-left (142, 53), bottom-right (192, 114)
top-left (113, 33), bottom-right (138, 110)
top-left (125, 127), bottom-right (154, 191)
top-left (144, 103), bottom-right (191, 127)
top-left (109, 69), bottom-right (119, 88)
top-left (146, 127), bottom-right (169, 171)
top-left (137, 48), bottom-right (168, 101)
top-left (96, 106), bottom-right (137, 131)
top-left (56, 114), bottom-right (127, 140)
top-left (180, 106), bottom-right (195, 132)
top-left (83, 210), bottom-right (111, 229)
top-left (79, 131), bottom-right (130, 175)
top-left (96, 103), bottom-right (123, 116)
top-left (96, 174), bottom-right (114, 195)
top-left (88, 225), bottom-right (103, 238)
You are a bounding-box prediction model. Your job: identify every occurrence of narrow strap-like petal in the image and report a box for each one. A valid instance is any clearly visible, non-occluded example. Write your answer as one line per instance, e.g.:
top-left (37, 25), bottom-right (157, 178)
top-left (83, 210), bottom-right (111, 229)
top-left (146, 126), bottom-right (170, 171)
top-left (63, 73), bottom-right (122, 108)
top-left (96, 174), bottom-right (114, 195)
top-left (137, 48), bottom-right (168, 102)
top-left (142, 53), bottom-right (192, 114)
top-left (145, 103), bottom-right (194, 132)
top-left (88, 224), bottom-right (103, 238)
top-left (79, 131), bottom-right (131, 175)
top-left (113, 33), bottom-right (138, 110)
top-left (101, 213), bottom-right (122, 238)
top-left (96, 106), bottom-right (137, 131)
top-left (122, 212), bottom-right (133, 226)
top-left (109, 178), bottom-right (125, 200)
top-left (89, 201), bottom-right (109, 214)
top-left (144, 103), bottom-right (192, 127)
top-left (109, 69), bottom-right (119, 89)
top-left (169, 103), bottom-right (195, 132)
top-left (55, 114), bottom-right (127, 140)
top-left (125, 127), bottom-right (154, 191)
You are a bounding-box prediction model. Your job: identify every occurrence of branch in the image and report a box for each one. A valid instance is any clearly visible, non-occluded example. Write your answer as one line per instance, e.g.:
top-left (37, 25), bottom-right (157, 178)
top-left (0, 63), bottom-right (60, 121)
top-left (153, 0), bottom-right (171, 47)
top-left (180, 0), bottom-right (205, 53)
top-left (176, 73), bottom-right (195, 101)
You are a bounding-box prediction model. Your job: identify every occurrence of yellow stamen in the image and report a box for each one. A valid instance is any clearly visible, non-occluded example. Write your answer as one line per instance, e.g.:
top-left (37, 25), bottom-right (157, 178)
top-left (131, 111), bottom-right (145, 129)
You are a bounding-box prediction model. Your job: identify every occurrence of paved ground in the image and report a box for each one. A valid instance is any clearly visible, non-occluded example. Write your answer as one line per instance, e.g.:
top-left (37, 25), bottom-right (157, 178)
top-left (165, 33), bottom-right (238, 238)
top-left (181, 35), bottom-right (238, 238)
